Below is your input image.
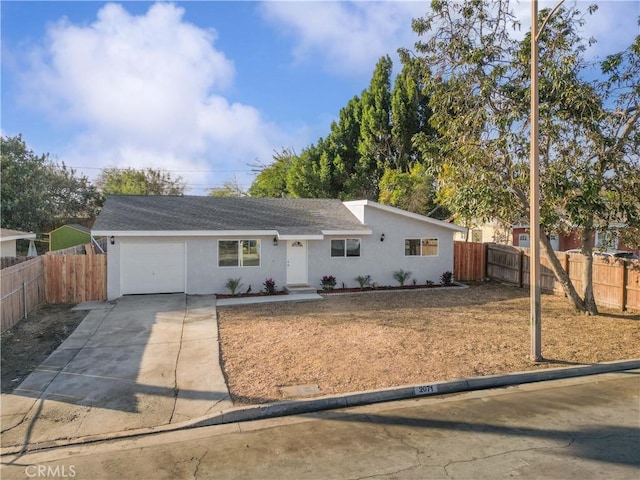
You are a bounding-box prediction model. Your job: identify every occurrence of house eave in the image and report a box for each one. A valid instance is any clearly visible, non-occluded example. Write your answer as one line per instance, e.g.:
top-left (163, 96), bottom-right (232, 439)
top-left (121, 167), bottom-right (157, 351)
top-left (94, 229), bottom-right (374, 239)
top-left (92, 230), bottom-right (279, 237)
top-left (343, 200), bottom-right (467, 233)
top-left (0, 233), bottom-right (37, 242)
top-left (277, 234), bottom-right (324, 240)
top-left (321, 229), bottom-right (373, 236)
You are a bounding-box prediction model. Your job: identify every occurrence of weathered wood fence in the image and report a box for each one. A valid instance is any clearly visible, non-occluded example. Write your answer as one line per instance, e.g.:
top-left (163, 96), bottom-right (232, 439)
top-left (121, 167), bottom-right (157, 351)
top-left (1, 247), bottom-right (107, 331)
top-left (1, 257), bottom-right (34, 269)
top-left (1, 257), bottom-right (46, 332)
top-left (454, 241), bottom-right (640, 311)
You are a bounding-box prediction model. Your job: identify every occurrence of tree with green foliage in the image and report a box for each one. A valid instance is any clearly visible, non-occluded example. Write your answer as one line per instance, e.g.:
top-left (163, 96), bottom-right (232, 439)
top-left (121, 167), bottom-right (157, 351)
top-left (286, 143), bottom-right (332, 198)
top-left (391, 60), bottom-right (435, 171)
top-left (409, 0), bottom-right (639, 314)
top-left (378, 163), bottom-right (442, 217)
top-left (249, 148), bottom-right (295, 197)
top-left (96, 167), bottom-right (185, 195)
top-left (354, 55), bottom-right (394, 200)
top-left (251, 56), bottom-right (442, 214)
top-left (1, 134), bottom-right (103, 233)
top-left (209, 178), bottom-right (246, 197)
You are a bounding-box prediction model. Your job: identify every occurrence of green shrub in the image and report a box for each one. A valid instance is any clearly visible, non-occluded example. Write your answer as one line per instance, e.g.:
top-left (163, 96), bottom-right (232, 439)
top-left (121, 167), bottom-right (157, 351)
top-left (392, 269), bottom-right (412, 286)
top-left (355, 275), bottom-right (371, 289)
top-left (225, 277), bottom-right (244, 295)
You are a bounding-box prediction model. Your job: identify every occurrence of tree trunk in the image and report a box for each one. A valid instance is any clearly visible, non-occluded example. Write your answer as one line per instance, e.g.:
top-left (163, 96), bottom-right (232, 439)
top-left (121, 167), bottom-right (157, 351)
top-left (580, 228), bottom-right (599, 315)
top-left (539, 234), bottom-right (589, 313)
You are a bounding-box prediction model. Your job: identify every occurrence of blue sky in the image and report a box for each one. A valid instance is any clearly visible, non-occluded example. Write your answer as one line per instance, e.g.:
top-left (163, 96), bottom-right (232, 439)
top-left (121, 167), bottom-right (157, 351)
top-left (2, 1), bottom-right (638, 194)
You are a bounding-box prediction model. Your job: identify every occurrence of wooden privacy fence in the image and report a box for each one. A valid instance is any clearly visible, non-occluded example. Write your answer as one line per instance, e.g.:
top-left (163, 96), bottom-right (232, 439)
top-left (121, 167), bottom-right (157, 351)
top-left (1, 256), bottom-right (46, 332)
top-left (454, 241), bottom-right (487, 281)
top-left (486, 244), bottom-right (639, 306)
top-left (1, 257), bottom-right (34, 269)
top-left (44, 254), bottom-right (107, 303)
top-left (456, 242), bottom-right (640, 311)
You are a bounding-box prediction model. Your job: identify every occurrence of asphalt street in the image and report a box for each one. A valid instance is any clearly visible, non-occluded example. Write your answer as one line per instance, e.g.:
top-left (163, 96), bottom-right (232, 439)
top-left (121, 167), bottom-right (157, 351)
top-left (2, 370), bottom-right (638, 480)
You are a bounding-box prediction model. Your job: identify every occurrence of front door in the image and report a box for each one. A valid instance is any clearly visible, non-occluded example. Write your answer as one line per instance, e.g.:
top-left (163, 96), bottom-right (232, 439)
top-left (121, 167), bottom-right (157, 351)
top-left (286, 240), bottom-right (308, 285)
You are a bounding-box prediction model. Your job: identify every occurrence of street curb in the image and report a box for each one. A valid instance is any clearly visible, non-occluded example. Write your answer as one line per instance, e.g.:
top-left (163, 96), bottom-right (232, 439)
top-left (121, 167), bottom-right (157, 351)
top-left (2, 359), bottom-right (639, 456)
top-left (194, 358), bottom-right (640, 427)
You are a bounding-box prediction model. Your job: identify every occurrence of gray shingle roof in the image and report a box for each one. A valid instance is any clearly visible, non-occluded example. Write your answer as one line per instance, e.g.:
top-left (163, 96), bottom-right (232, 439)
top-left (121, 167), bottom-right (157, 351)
top-left (92, 196), bottom-right (369, 235)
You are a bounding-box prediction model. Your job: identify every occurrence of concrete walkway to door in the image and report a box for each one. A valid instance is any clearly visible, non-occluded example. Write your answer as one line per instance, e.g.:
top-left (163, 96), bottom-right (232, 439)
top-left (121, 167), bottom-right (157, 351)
top-left (0, 294), bottom-right (231, 450)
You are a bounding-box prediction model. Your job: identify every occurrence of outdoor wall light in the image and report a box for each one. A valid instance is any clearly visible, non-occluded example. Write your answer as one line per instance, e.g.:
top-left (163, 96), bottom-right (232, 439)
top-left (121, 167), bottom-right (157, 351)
top-left (273, 236), bottom-right (278, 246)
top-left (380, 233), bottom-right (385, 242)
top-left (110, 236), bottom-right (115, 245)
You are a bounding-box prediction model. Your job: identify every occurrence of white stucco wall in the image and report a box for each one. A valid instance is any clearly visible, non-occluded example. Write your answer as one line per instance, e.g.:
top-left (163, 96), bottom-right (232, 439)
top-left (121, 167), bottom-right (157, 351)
top-left (107, 235), bottom-right (286, 299)
top-left (0, 239), bottom-right (17, 257)
top-left (308, 205), bottom-right (458, 289)
top-left (105, 204), bottom-right (461, 299)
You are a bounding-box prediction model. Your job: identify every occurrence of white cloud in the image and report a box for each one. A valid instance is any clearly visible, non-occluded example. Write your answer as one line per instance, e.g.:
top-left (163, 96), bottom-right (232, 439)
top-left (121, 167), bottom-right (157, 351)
top-left (263, 0), bottom-right (638, 78)
top-left (511, 0), bottom-right (639, 58)
top-left (20, 2), bottom-right (292, 191)
top-left (260, 1), bottom-right (427, 76)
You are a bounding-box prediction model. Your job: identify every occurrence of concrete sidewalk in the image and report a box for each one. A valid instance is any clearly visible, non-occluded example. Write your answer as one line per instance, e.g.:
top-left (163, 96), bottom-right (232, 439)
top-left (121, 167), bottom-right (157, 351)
top-left (0, 294), bottom-right (231, 450)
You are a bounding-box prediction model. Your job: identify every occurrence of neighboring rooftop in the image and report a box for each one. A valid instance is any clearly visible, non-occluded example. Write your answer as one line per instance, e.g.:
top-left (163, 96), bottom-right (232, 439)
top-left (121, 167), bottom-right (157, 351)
top-left (0, 228), bottom-right (36, 240)
top-left (92, 196), bottom-right (371, 235)
top-left (49, 224), bottom-right (91, 234)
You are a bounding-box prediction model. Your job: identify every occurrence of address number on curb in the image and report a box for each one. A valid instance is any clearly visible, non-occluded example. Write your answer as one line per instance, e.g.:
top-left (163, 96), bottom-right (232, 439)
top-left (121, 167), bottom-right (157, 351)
top-left (414, 384), bottom-right (438, 396)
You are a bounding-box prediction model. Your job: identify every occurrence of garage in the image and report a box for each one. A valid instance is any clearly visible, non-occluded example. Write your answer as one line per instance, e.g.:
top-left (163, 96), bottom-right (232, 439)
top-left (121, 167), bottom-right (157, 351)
top-left (120, 242), bottom-right (186, 295)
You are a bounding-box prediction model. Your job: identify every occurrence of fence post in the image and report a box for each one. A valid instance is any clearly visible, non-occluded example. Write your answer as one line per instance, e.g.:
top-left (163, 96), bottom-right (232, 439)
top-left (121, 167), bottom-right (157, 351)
top-left (518, 250), bottom-right (524, 288)
top-left (483, 243), bottom-right (489, 279)
top-left (23, 281), bottom-right (27, 319)
top-left (621, 261), bottom-right (628, 311)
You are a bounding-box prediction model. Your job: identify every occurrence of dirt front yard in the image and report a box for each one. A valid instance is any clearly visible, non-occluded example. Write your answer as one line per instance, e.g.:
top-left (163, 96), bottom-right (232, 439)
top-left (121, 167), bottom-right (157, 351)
top-left (218, 282), bottom-right (640, 404)
top-left (1, 304), bottom-right (86, 393)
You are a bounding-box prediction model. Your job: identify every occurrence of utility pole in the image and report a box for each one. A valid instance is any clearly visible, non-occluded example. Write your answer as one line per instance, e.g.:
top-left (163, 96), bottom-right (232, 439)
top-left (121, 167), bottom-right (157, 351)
top-left (530, 0), bottom-right (565, 362)
top-left (530, 0), bottom-right (542, 362)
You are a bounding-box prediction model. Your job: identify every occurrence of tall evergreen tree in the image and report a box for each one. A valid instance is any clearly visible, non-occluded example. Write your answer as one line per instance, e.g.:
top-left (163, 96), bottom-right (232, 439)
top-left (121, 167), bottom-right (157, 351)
top-left (250, 55), bottom-right (441, 214)
top-left (354, 55), bottom-right (393, 199)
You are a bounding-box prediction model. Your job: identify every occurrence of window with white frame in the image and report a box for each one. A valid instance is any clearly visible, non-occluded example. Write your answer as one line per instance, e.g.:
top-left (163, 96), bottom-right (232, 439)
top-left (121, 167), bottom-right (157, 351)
top-left (330, 239), bottom-right (361, 258)
top-left (595, 231), bottom-right (619, 250)
top-left (218, 240), bottom-right (261, 267)
top-left (405, 238), bottom-right (438, 257)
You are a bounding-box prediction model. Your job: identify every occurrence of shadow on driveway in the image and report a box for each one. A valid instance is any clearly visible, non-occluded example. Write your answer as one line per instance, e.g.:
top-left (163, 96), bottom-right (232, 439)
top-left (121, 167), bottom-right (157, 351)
top-left (0, 294), bottom-right (231, 451)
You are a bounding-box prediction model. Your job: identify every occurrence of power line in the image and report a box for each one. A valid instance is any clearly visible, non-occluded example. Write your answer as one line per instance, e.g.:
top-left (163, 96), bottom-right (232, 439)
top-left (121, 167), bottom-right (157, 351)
top-left (68, 166), bottom-right (254, 173)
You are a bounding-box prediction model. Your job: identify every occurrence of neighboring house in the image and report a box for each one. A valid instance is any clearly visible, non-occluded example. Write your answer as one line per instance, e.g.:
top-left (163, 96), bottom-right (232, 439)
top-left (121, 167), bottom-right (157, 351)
top-left (92, 196), bottom-right (467, 300)
top-left (513, 225), bottom-right (639, 254)
top-left (454, 218), bottom-right (513, 245)
top-left (0, 228), bottom-right (36, 257)
top-left (48, 224), bottom-right (92, 251)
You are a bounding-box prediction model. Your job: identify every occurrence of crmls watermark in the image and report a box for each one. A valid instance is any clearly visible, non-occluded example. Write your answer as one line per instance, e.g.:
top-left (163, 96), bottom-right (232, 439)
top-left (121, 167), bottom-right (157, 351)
top-left (25, 464), bottom-right (76, 478)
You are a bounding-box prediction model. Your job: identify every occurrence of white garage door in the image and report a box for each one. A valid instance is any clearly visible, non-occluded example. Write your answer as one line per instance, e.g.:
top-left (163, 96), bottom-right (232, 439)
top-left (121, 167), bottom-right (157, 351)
top-left (120, 242), bottom-right (185, 295)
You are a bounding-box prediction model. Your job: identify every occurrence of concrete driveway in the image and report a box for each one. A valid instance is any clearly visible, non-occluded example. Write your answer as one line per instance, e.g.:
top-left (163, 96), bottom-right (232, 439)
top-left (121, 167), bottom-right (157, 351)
top-left (0, 294), bottom-right (231, 449)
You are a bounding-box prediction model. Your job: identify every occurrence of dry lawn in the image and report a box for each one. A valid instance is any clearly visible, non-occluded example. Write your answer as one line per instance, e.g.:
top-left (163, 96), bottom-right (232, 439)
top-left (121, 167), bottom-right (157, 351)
top-left (218, 282), bottom-right (639, 404)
